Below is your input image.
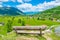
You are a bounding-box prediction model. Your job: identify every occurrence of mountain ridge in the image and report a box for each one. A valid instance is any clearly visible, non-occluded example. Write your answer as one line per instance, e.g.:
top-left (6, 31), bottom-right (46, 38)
top-left (0, 7), bottom-right (24, 16)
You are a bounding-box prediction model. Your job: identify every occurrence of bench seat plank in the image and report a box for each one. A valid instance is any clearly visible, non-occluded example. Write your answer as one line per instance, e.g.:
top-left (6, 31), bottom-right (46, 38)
top-left (15, 30), bottom-right (44, 34)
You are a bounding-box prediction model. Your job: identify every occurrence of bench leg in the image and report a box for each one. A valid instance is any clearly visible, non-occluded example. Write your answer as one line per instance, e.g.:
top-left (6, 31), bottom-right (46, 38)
top-left (40, 28), bottom-right (42, 36)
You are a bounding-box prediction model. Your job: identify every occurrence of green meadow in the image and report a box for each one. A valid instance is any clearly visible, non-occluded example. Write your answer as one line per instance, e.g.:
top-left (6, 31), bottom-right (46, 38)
top-left (0, 16), bottom-right (60, 40)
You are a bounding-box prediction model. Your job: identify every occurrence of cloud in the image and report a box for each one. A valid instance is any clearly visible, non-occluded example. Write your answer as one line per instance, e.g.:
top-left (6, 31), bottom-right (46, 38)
top-left (55, 0), bottom-right (60, 2)
top-left (16, 3), bottom-right (49, 12)
top-left (17, 0), bottom-right (31, 3)
top-left (0, 0), bottom-right (23, 2)
top-left (0, 0), bottom-right (8, 2)
top-left (0, 0), bottom-right (32, 4)
top-left (17, 0), bottom-right (24, 3)
top-left (16, 3), bottom-right (37, 12)
top-left (7, 5), bottom-right (11, 7)
top-left (0, 5), bottom-right (2, 7)
top-left (16, 0), bottom-right (60, 12)
top-left (23, 0), bottom-right (31, 2)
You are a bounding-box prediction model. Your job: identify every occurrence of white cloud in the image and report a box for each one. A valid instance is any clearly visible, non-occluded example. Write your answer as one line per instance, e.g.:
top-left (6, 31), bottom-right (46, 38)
top-left (16, 3), bottom-right (47, 12)
top-left (0, 5), bottom-right (2, 7)
top-left (0, 0), bottom-right (32, 3)
top-left (7, 5), bottom-right (11, 7)
top-left (17, 0), bottom-right (24, 3)
top-left (16, 3), bottom-right (37, 12)
top-left (0, 0), bottom-right (8, 2)
top-left (17, 0), bottom-right (31, 3)
top-left (16, 0), bottom-right (60, 12)
top-left (55, 0), bottom-right (60, 2)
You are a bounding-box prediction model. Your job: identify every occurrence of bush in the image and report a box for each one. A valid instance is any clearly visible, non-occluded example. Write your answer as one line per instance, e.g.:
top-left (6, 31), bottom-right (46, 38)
top-left (21, 21), bottom-right (25, 26)
top-left (12, 17), bottom-right (15, 21)
top-left (6, 20), bottom-right (13, 33)
top-left (37, 17), bottom-right (40, 20)
top-left (18, 19), bottom-right (21, 23)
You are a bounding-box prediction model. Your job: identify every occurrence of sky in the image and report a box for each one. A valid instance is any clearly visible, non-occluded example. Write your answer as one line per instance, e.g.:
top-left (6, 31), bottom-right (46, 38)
top-left (0, 0), bottom-right (60, 12)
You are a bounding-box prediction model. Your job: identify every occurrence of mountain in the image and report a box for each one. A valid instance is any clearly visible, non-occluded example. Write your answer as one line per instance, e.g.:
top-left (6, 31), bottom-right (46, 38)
top-left (0, 7), bottom-right (24, 16)
top-left (25, 12), bottom-right (39, 15)
top-left (35, 6), bottom-right (60, 19)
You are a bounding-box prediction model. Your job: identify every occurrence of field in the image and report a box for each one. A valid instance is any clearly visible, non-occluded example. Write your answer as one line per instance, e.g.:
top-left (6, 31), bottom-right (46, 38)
top-left (0, 16), bottom-right (60, 40)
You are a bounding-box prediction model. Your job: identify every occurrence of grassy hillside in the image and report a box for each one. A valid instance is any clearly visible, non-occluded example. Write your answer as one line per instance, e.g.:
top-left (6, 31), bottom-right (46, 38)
top-left (35, 6), bottom-right (60, 19)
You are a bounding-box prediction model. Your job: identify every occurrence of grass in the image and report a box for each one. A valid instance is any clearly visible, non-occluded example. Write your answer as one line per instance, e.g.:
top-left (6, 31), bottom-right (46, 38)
top-left (0, 31), bottom-right (16, 40)
top-left (49, 26), bottom-right (60, 40)
top-left (0, 16), bottom-right (60, 40)
top-left (47, 31), bottom-right (60, 40)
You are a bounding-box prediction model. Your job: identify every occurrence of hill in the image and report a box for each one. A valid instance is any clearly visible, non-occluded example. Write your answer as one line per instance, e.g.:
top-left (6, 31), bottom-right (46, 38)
top-left (25, 12), bottom-right (38, 15)
top-left (35, 6), bottom-right (60, 19)
top-left (0, 7), bottom-right (24, 16)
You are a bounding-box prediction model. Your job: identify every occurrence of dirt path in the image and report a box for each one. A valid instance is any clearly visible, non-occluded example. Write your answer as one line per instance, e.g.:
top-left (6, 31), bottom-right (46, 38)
top-left (16, 36), bottom-right (39, 40)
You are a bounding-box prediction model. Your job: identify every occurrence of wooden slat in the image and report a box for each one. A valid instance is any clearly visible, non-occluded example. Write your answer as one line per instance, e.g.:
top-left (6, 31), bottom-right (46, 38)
top-left (16, 30), bottom-right (44, 34)
top-left (13, 26), bottom-right (46, 30)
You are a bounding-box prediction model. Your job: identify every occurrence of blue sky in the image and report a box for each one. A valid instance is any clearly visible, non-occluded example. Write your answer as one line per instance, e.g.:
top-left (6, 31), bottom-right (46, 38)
top-left (0, 0), bottom-right (60, 12)
top-left (28, 0), bottom-right (54, 5)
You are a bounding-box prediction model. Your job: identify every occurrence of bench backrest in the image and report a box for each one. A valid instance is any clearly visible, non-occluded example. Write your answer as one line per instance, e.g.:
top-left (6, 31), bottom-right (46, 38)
top-left (13, 26), bottom-right (46, 30)
top-left (13, 26), bottom-right (46, 36)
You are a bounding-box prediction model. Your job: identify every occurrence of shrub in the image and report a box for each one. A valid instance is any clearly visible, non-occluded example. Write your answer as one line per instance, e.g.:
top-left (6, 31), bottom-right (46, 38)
top-left (6, 20), bottom-right (13, 33)
top-left (18, 19), bottom-right (21, 23)
top-left (37, 17), bottom-right (40, 20)
top-left (12, 17), bottom-right (15, 21)
top-left (21, 21), bottom-right (25, 26)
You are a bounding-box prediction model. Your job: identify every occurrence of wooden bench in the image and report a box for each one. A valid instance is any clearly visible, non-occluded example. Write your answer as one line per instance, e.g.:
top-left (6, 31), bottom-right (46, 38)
top-left (13, 26), bottom-right (47, 36)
